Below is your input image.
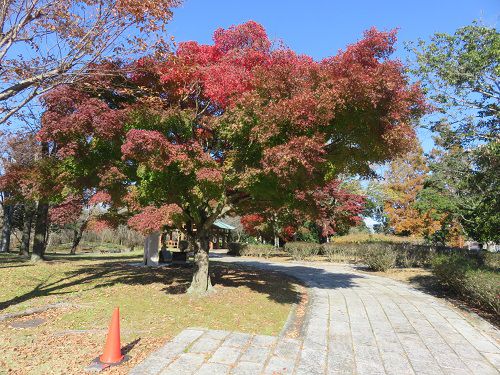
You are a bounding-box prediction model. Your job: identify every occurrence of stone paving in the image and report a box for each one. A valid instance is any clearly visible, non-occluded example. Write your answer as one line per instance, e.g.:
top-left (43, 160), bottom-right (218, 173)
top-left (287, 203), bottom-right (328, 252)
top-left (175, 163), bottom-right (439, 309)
top-left (130, 256), bottom-right (500, 375)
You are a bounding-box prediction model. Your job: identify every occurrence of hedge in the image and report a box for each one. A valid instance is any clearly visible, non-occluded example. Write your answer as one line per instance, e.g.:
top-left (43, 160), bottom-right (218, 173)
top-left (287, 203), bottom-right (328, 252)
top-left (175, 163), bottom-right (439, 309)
top-left (362, 244), bottom-right (397, 271)
top-left (284, 242), bottom-right (321, 260)
top-left (227, 242), bottom-right (274, 258)
top-left (321, 242), bottom-right (434, 268)
top-left (432, 254), bottom-right (499, 315)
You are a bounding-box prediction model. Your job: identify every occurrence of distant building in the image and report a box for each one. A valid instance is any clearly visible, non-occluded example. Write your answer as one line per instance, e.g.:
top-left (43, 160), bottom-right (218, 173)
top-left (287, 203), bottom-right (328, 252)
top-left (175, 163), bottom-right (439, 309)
top-left (143, 220), bottom-right (236, 265)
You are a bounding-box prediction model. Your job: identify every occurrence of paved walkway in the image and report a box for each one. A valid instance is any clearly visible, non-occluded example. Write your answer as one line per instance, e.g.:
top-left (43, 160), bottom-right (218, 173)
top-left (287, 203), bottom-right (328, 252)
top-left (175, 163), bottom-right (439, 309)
top-left (130, 256), bottom-right (500, 375)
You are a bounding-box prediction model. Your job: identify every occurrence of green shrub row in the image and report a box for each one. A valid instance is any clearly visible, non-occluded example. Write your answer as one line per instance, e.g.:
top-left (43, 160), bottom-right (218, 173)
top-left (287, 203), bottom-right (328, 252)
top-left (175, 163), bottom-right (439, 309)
top-left (363, 246), bottom-right (397, 271)
top-left (227, 243), bottom-right (275, 258)
top-left (228, 240), bottom-right (500, 274)
top-left (284, 242), bottom-right (321, 261)
top-left (321, 242), bottom-right (435, 269)
top-left (229, 241), bottom-right (433, 269)
top-left (482, 251), bottom-right (500, 270)
top-left (432, 254), bottom-right (500, 315)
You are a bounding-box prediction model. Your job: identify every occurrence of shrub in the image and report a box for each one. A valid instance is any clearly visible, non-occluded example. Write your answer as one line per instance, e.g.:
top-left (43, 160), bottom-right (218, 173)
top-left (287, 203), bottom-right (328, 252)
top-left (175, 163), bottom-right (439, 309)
top-left (227, 242), bottom-right (244, 256)
top-left (244, 244), bottom-right (275, 258)
top-left (227, 242), bottom-right (274, 258)
top-left (393, 243), bottom-right (435, 268)
top-left (284, 242), bottom-right (321, 261)
top-left (463, 269), bottom-right (499, 314)
top-left (324, 236), bottom-right (433, 267)
top-left (321, 243), bottom-right (364, 263)
top-left (432, 254), bottom-right (500, 315)
top-left (363, 244), bottom-right (396, 271)
top-left (481, 251), bottom-right (500, 270)
top-left (432, 254), bottom-right (473, 288)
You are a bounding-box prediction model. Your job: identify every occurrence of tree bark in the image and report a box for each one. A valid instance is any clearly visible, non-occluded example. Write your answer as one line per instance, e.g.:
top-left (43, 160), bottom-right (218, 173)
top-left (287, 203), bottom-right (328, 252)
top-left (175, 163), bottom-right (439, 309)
top-left (70, 221), bottom-right (87, 255)
top-left (187, 231), bottom-right (213, 295)
top-left (19, 204), bottom-right (34, 257)
top-left (0, 204), bottom-right (12, 252)
top-left (31, 202), bottom-right (49, 262)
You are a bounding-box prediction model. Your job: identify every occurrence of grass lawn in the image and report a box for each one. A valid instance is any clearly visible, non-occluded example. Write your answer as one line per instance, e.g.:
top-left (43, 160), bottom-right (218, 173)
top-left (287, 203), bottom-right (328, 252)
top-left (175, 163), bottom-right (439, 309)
top-left (0, 250), bottom-right (302, 375)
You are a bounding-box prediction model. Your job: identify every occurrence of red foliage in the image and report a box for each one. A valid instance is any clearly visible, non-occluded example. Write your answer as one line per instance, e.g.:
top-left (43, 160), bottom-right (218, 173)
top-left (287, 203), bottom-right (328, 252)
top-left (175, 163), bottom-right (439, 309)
top-left (159, 21), bottom-right (271, 107)
top-left (240, 214), bottom-right (265, 236)
top-left (121, 129), bottom-right (178, 171)
top-left (195, 167), bottom-right (223, 183)
top-left (87, 219), bottom-right (114, 233)
top-left (39, 86), bottom-right (128, 157)
top-left (280, 225), bottom-right (296, 241)
top-left (213, 21), bottom-right (271, 53)
top-left (36, 21), bottom-right (425, 239)
top-left (49, 195), bottom-right (83, 225)
top-left (127, 204), bottom-right (182, 234)
top-left (89, 191), bottom-right (112, 205)
top-left (262, 136), bottom-right (326, 179)
top-left (98, 166), bottom-right (127, 188)
top-left (309, 180), bottom-right (366, 236)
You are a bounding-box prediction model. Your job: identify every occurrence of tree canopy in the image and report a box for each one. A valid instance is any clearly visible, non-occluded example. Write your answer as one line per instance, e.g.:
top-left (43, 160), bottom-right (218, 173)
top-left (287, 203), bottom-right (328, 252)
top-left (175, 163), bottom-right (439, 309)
top-left (411, 22), bottom-right (499, 245)
top-left (16, 21), bottom-right (426, 292)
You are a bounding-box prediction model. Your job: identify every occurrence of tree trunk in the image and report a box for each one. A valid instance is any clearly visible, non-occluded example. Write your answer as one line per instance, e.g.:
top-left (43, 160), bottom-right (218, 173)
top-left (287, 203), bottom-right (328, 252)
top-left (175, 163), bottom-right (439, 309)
top-left (0, 204), bottom-right (13, 252)
top-left (187, 231), bottom-right (213, 295)
top-left (19, 204), bottom-right (34, 257)
top-left (31, 202), bottom-right (49, 262)
top-left (70, 221), bottom-right (87, 255)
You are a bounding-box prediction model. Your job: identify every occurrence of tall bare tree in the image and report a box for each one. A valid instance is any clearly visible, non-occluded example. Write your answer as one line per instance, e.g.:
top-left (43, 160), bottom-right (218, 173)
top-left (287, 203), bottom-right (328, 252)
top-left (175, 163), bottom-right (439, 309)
top-left (0, 0), bottom-right (180, 126)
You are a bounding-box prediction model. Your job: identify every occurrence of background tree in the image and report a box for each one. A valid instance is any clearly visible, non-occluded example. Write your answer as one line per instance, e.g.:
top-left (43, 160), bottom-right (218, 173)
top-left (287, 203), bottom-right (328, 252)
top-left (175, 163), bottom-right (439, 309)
top-left (410, 22), bottom-right (499, 245)
top-left (410, 21), bottom-right (499, 144)
top-left (363, 181), bottom-right (389, 233)
top-left (242, 179), bottom-right (369, 244)
top-left (417, 137), bottom-right (498, 246)
top-left (0, 0), bottom-right (180, 125)
top-left (49, 191), bottom-right (110, 254)
top-left (0, 131), bottom-right (39, 254)
top-left (0, 131), bottom-right (62, 259)
top-left (39, 22), bottom-right (425, 293)
top-left (383, 142), bottom-right (442, 238)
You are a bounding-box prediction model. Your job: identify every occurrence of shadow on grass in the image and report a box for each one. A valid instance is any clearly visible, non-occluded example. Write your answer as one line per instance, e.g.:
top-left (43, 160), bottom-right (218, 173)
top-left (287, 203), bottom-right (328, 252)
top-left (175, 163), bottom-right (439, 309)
top-left (0, 257), bottom-right (309, 312)
top-left (45, 252), bottom-right (143, 262)
top-left (0, 251), bottom-right (142, 266)
top-left (0, 252), bottom-right (32, 266)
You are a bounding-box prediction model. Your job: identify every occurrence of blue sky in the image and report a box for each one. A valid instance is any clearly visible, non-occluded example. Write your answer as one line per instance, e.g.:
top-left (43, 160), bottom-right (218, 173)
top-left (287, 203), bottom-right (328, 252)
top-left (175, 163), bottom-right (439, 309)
top-left (166, 0), bottom-right (499, 153)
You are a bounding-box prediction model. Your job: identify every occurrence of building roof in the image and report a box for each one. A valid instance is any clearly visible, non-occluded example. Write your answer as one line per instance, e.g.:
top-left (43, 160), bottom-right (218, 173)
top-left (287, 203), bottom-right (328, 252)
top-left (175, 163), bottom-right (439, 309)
top-left (213, 220), bottom-right (236, 230)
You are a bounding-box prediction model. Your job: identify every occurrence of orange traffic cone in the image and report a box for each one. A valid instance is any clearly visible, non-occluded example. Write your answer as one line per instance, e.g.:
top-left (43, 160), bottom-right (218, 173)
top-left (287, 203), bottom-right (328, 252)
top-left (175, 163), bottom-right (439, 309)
top-left (100, 307), bottom-right (124, 364)
top-left (86, 307), bottom-right (128, 371)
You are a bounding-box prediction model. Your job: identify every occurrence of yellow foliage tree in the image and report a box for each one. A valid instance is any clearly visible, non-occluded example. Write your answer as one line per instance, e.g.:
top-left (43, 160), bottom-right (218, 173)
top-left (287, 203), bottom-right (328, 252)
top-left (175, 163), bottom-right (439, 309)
top-left (384, 143), bottom-right (440, 237)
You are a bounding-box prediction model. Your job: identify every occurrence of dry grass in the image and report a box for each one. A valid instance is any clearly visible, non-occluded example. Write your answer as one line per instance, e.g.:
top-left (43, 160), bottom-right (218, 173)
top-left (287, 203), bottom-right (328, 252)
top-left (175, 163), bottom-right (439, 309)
top-left (330, 233), bottom-right (424, 244)
top-left (0, 250), bottom-right (301, 375)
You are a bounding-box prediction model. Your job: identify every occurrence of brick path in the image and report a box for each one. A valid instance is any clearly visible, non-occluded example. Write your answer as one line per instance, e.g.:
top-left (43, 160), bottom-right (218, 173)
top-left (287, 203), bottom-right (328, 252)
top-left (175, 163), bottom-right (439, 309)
top-left (130, 257), bottom-right (500, 375)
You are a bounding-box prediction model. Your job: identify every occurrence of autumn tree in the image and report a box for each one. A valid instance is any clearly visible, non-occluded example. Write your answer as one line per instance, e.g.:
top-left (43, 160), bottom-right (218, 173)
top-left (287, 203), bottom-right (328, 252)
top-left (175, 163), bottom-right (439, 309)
top-left (0, 0), bottom-right (180, 125)
top-left (49, 191), bottom-right (111, 254)
top-left (39, 22), bottom-right (425, 293)
top-left (383, 143), bottom-right (440, 237)
top-left (383, 141), bottom-right (466, 245)
top-left (0, 132), bottom-right (40, 254)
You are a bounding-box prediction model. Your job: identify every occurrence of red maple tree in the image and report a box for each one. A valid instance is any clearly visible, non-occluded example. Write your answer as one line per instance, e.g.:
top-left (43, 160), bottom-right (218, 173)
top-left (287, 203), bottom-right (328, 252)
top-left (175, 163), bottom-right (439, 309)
top-left (37, 22), bottom-right (426, 293)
